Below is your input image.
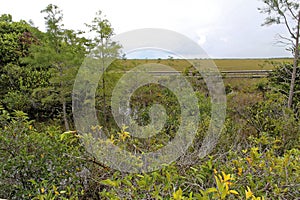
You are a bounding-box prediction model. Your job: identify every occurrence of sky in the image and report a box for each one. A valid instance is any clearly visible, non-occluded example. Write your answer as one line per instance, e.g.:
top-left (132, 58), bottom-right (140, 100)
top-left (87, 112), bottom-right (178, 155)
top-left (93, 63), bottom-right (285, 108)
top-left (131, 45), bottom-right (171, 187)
top-left (0, 0), bottom-right (292, 58)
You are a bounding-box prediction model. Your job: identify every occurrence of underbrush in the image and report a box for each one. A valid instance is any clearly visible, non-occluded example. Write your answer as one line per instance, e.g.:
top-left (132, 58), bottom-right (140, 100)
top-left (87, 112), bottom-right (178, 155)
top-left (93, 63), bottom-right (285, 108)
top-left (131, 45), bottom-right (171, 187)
top-left (0, 83), bottom-right (299, 199)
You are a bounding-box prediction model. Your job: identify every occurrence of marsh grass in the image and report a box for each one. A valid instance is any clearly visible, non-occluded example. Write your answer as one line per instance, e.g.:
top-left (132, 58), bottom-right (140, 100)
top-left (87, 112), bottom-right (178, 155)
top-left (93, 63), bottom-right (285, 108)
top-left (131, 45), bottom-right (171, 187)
top-left (108, 58), bottom-right (293, 72)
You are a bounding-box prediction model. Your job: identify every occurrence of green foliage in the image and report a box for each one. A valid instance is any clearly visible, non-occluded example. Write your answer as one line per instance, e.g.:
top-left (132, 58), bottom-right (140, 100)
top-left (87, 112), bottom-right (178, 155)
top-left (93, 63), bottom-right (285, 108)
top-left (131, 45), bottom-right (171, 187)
top-left (227, 140), bottom-right (300, 199)
top-left (0, 5), bottom-right (299, 200)
top-left (0, 14), bottom-right (53, 120)
top-left (90, 134), bottom-right (299, 199)
top-left (259, 0), bottom-right (300, 108)
top-left (85, 10), bottom-right (121, 125)
top-left (0, 14), bottom-right (12, 22)
top-left (244, 93), bottom-right (300, 150)
top-left (23, 4), bottom-right (88, 129)
top-left (0, 15), bottom-right (37, 98)
top-left (2, 90), bottom-right (31, 111)
top-left (0, 109), bottom-right (86, 199)
top-left (0, 17), bottom-right (32, 66)
top-left (269, 62), bottom-right (300, 109)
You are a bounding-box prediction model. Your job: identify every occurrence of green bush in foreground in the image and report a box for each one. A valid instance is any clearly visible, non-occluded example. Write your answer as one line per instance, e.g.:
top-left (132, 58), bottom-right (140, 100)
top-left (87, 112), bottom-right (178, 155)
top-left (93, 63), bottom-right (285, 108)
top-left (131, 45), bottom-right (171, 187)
top-left (0, 108), bottom-right (85, 199)
top-left (0, 94), bottom-right (299, 199)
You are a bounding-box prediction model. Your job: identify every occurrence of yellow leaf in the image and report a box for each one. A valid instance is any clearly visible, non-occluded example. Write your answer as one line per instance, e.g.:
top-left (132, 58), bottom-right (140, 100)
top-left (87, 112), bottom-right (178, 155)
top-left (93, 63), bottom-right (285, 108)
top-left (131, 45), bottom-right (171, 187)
top-left (225, 182), bottom-right (229, 191)
top-left (245, 186), bottom-right (253, 199)
top-left (91, 125), bottom-right (102, 132)
top-left (118, 128), bottom-right (131, 142)
top-left (213, 169), bottom-right (218, 174)
top-left (229, 190), bottom-right (239, 195)
top-left (173, 188), bottom-right (183, 200)
top-left (246, 157), bottom-right (252, 165)
top-left (121, 132), bottom-right (129, 141)
top-left (238, 167), bottom-right (243, 176)
top-left (222, 171), bottom-right (232, 182)
top-left (53, 185), bottom-right (57, 191)
top-left (110, 134), bottom-right (115, 143)
top-left (242, 149), bottom-right (247, 154)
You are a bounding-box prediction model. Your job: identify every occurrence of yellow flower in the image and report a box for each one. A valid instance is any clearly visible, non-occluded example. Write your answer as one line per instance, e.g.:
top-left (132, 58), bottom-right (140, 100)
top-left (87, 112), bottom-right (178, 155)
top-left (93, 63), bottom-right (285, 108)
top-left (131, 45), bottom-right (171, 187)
top-left (245, 186), bottom-right (253, 199)
top-left (41, 187), bottom-right (45, 193)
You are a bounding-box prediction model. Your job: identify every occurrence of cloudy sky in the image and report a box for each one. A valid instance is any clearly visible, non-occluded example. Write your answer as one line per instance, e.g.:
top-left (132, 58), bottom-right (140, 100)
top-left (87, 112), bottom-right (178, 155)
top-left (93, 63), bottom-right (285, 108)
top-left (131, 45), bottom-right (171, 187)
top-left (0, 0), bottom-right (292, 58)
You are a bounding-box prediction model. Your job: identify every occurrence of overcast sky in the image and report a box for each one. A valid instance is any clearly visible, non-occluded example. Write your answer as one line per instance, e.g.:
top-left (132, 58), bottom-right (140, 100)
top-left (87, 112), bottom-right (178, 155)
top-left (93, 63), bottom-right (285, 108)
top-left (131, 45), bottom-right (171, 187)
top-left (0, 0), bottom-right (292, 58)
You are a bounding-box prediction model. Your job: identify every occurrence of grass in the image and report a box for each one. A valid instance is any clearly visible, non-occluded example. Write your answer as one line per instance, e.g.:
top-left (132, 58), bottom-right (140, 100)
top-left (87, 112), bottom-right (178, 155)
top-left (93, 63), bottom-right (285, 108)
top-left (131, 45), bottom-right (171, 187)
top-left (213, 58), bottom-right (292, 70)
top-left (109, 58), bottom-right (293, 72)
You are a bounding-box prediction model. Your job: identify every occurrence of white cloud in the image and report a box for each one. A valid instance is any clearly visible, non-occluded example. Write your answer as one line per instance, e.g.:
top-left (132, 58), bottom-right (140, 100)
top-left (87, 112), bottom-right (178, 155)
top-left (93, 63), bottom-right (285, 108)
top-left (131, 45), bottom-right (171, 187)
top-left (195, 29), bottom-right (209, 46)
top-left (0, 0), bottom-right (292, 58)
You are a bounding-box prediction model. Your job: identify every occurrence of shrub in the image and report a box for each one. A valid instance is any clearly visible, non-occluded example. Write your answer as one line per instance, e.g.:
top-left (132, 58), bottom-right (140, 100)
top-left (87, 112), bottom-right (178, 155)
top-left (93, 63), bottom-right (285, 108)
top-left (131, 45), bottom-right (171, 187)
top-left (0, 108), bottom-right (85, 199)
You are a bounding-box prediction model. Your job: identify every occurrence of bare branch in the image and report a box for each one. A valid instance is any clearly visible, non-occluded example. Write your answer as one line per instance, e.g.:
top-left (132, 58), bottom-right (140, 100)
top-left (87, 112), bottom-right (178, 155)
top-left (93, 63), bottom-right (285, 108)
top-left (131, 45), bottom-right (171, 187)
top-left (284, 0), bottom-right (299, 20)
top-left (274, 34), bottom-right (295, 48)
top-left (281, 11), bottom-right (297, 39)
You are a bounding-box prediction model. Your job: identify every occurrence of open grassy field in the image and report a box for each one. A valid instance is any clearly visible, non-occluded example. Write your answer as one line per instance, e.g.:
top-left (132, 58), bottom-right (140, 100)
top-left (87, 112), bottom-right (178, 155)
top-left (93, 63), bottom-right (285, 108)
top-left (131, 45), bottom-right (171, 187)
top-left (213, 58), bottom-right (292, 70)
top-left (110, 58), bottom-right (293, 72)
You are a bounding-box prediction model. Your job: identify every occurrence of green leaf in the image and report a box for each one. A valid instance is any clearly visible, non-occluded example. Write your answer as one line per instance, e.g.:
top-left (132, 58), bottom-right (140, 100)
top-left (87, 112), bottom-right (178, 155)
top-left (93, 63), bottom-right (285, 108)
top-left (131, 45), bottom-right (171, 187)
top-left (100, 179), bottom-right (119, 187)
top-left (206, 187), bottom-right (218, 194)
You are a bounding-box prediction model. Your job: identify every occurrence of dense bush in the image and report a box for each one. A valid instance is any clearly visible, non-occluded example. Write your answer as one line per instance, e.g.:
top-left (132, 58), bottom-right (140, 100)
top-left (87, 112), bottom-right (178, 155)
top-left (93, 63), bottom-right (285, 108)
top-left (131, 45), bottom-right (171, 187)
top-left (1, 75), bottom-right (300, 199)
top-left (0, 107), bottom-right (86, 199)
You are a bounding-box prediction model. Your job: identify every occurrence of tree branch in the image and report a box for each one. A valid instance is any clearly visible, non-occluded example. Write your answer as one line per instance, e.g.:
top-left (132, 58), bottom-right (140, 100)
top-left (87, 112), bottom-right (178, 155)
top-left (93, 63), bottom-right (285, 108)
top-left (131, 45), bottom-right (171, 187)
top-left (284, 0), bottom-right (298, 20)
top-left (282, 13), bottom-right (297, 39)
top-left (275, 34), bottom-right (294, 47)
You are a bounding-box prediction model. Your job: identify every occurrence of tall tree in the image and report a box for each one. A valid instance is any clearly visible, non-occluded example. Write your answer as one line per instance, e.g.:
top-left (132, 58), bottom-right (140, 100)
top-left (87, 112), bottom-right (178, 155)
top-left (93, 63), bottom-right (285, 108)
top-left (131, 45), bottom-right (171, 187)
top-left (0, 14), bottom-right (41, 112)
top-left (259, 0), bottom-right (300, 108)
top-left (85, 11), bottom-right (121, 124)
top-left (25, 4), bottom-right (87, 130)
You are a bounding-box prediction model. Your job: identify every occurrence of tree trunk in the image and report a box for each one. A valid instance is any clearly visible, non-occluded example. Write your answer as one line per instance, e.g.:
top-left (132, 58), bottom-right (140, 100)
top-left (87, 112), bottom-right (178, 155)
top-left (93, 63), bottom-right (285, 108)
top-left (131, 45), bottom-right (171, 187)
top-left (287, 11), bottom-right (300, 109)
top-left (59, 65), bottom-right (70, 131)
top-left (101, 38), bottom-right (107, 125)
top-left (63, 100), bottom-right (70, 131)
top-left (102, 57), bottom-right (106, 124)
